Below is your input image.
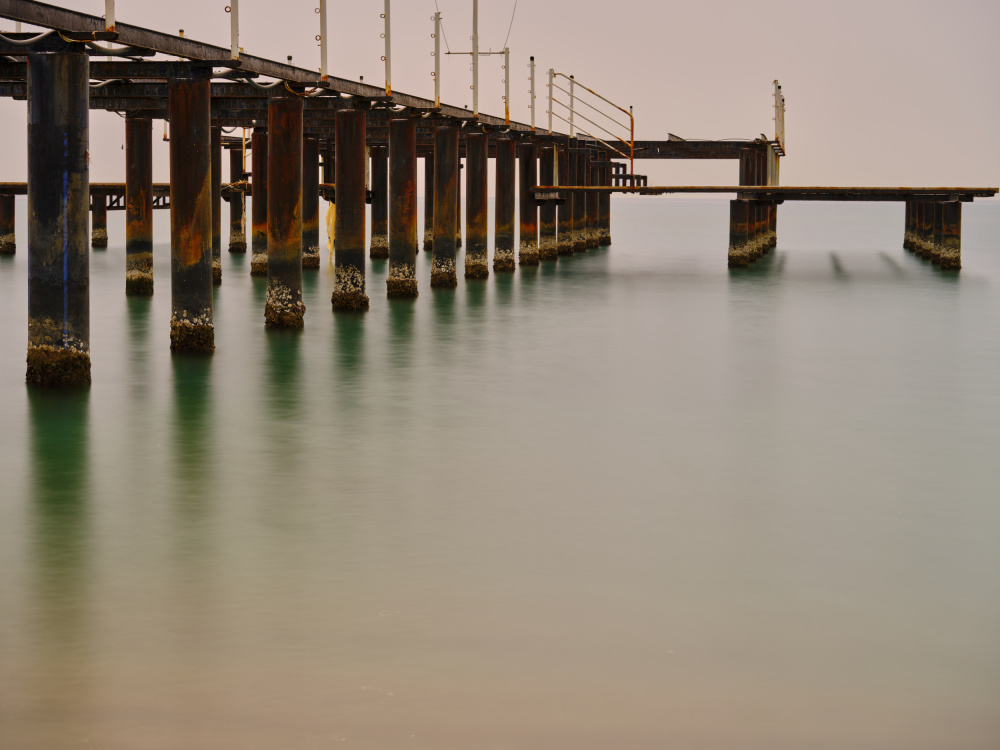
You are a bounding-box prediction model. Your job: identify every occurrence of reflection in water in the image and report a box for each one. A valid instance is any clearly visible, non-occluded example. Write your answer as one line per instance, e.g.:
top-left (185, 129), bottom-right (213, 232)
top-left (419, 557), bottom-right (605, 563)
top-left (265, 328), bottom-right (302, 421)
top-left (126, 296), bottom-right (152, 400)
top-left (879, 251), bottom-right (905, 276)
top-left (727, 250), bottom-right (784, 285)
top-left (493, 271), bottom-right (514, 307)
top-left (333, 311), bottom-right (365, 388)
top-left (830, 251), bottom-right (849, 280)
top-left (387, 297), bottom-right (416, 370)
top-left (171, 355), bottom-right (214, 503)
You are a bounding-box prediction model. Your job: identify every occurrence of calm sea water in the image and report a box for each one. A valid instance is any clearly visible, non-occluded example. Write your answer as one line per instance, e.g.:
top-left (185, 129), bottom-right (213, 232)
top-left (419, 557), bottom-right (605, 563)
top-left (1, 197), bottom-right (999, 749)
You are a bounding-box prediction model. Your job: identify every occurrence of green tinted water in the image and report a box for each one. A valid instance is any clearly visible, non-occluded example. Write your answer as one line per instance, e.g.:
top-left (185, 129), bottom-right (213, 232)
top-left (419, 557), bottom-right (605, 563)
top-left (2, 198), bottom-right (999, 748)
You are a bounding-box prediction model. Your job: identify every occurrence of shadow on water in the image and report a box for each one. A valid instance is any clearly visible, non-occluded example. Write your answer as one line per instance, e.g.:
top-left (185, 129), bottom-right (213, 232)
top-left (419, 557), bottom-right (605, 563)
top-left (28, 388), bottom-right (90, 650)
top-left (830, 252), bottom-right (849, 280)
top-left (170, 354), bottom-right (214, 503)
top-left (727, 251), bottom-right (785, 286)
top-left (878, 252), bottom-right (906, 277)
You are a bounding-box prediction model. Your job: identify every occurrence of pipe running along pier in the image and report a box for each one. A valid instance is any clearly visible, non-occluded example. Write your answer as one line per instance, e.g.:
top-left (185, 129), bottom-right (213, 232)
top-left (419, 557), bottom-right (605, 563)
top-left (0, 1), bottom-right (995, 386)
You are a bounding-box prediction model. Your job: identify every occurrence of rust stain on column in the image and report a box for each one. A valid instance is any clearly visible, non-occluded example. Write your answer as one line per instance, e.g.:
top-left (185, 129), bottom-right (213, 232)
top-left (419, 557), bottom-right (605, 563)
top-left (332, 109), bottom-right (369, 311)
top-left (302, 137), bottom-right (320, 268)
top-left (518, 141), bottom-right (539, 266)
top-left (422, 154), bottom-right (434, 252)
top-left (228, 143), bottom-right (247, 253)
top-left (91, 194), bottom-right (107, 248)
top-left (126, 115), bottom-right (153, 293)
top-left (939, 200), bottom-right (961, 270)
top-left (369, 144), bottom-right (389, 259)
top-left (387, 118), bottom-right (418, 297)
top-left (493, 137), bottom-right (515, 272)
top-left (464, 132), bottom-right (489, 278)
top-left (431, 126), bottom-right (458, 287)
top-left (538, 145), bottom-right (557, 260)
top-left (727, 199), bottom-right (751, 268)
top-left (250, 127), bottom-right (268, 276)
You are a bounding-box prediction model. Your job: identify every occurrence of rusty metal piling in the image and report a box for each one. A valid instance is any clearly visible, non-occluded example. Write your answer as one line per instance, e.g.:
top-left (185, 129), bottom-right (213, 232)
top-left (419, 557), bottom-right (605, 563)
top-left (431, 126), bottom-right (458, 287)
top-left (168, 75), bottom-right (214, 352)
top-left (250, 127), bottom-right (268, 276)
top-left (585, 149), bottom-right (598, 249)
top-left (211, 125), bottom-right (222, 283)
top-left (0, 194), bottom-right (14, 254)
top-left (493, 137), bottom-right (516, 272)
top-left (597, 157), bottom-right (612, 245)
top-left (931, 202), bottom-right (945, 265)
top-left (727, 199), bottom-right (751, 268)
top-left (464, 132), bottom-right (489, 278)
top-left (369, 144), bottom-right (389, 258)
top-left (422, 155), bottom-right (434, 252)
top-left (265, 93), bottom-right (305, 328)
top-left (332, 109), bottom-right (369, 310)
top-left (91, 195), bottom-right (107, 248)
top-left (538, 146), bottom-right (557, 260)
top-left (903, 201), bottom-right (914, 252)
top-left (125, 116), bottom-right (153, 294)
top-left (556, 145), bottom-right (573, 255)
top-left (387, 118), bottom-right (418, 296)
top-left (302, 137), bottom-right (320, 268)
top-left (26, 49), bottom-right (91, 385)
top-left (518, 141), bottom-right (539, 265)
top-left (572, 149), bottom-right (587, 251)
top-left (939, 201), bottom-right (961, 270)
top-left (228, 145), bottom-right (246, 253)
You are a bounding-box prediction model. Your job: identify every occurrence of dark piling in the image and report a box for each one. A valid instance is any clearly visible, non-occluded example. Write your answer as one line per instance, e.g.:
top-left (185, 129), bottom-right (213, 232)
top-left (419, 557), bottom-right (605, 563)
top-left (727, 199), bottom-right (751, 268)
top-left (939, 200), bottom-right (961, 270)
top-left (493, 137), bottom-right (515, 272)
top-left (518, 141), bottom-right (539, 265)
top-left (387, 118), bottom-right (418, 297)
top-left (332, 109), bottom-right (369, 311)
top-left (538, 145), bottom-right (557, 260)
top-left (572, 149), bottom-right (587, 251)
top-left (302, 137), bottom-right (320, 268)
top-left (0, 194), bottom-right (14, 254)
top-left (250, 127), bottom-right (268, 276)
top-left (228, 144), bottom-right (247, 252)
top-left (211, 125), bottom-right (222, 283)
top-left (422, 155), bottom-right (434, 252)
top-left (91, 195), bottom-right (107, 248)
top-left (556, 145), bottom-right (573, 255)
top-left (370, 144), bottom-right (389, 259)
top-left (125, 116), bottom-right (153, 294)
top-left (464, 132), bottom-right (489, 278)
top-left (431, 126), bottom-right (458, 287)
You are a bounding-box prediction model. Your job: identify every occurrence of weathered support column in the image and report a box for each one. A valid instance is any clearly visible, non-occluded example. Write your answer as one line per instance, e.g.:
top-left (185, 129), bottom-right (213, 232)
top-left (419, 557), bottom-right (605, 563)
top-left (125, 116), bottom-right (153, 294)
top-left (572, 149), bottom-right (587, 251)
top-left (0, 194), bottom-right (14, 254)
top-left (918, 202), bottom-right (935, 259)
top-left (727, 199), bottom-right (751, 268)
top-left (168, 76), bottom-right (214, 352)
top-left (456, 160), bottom-right (462, 248)
top-left (464, 132), bottom-right (489, 278)
top-left (250, 127), bottom-right (268, 276)
top-left (26, 50), bottom-right (91, 385)
top-left (556, 145), bottom-right (573, 255)
top-left (228, 144), bottom-right (247, 252)
top-left (91, 195), bottom-right (107, 248)
top-left (903, 201), bottom-right (914, 252)
top-left (369, 144), bottom-right (389, 259)
top-left (323, 143), bottom-right (334, 255)
top-left (939, 200), bottom-right (961, 270)
top-left (537, 146), bottom-right (557, 261)
top-left (930, 202), bottom-right (945, 265)
top-left (211, 125), bottom-right (222, 284)
top-left (265, 93), bottom-right (305, 328)
top-left (493, 137), bottom-right (516, 272)
top-left (387, 118), bottom-right (418, 296)
top-left (431, 126), bottom-right (459, 287)
top-left (332, 109), bottom-right (369, 310)
top-left (912, 202), bottom-right (925, 257)
top-left (422, 155), bottom-right (434, 252)
top-left (585, 150), bottom-right (599, 249)
top-left (302, 137), bottom-right (320, 268)
top-left (518, 141), bottom-right (539, 266)
top-left (598, 158), bottom-right (612, 245)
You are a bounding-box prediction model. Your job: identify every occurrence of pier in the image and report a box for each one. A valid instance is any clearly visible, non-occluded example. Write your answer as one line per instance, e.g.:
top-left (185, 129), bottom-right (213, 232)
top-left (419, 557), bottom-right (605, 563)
top-left (0, 0), bottom-right (995, 386)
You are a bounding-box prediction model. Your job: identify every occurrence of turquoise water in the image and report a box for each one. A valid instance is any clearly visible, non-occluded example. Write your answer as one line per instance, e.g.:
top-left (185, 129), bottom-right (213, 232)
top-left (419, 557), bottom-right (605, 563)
top-left (1, 197), bottom-right (999, 748)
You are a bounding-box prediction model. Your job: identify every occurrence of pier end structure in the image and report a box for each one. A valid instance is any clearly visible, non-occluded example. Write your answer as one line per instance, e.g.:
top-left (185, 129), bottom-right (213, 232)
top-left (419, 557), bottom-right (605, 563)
top-left (431, 126), bottom-right (459, 287)
top-left (387, 118), bottom-right (418, 297)
top-left (168, 75), bottom-right (214, 352)
top-left (125, 115), bottom-right (153, 294)
top-left (265, 92), bottom-right (305, 328)
top-left (332, 109), bottom-right (369, 311)
top-left (465, 132), bottom-right (489, 278)
top-left (493, 137), bottom-right (516, 272)
top-left (26, 49), bottom-right (91, 386)
top-left (250, 127), bottom-right (268, 276)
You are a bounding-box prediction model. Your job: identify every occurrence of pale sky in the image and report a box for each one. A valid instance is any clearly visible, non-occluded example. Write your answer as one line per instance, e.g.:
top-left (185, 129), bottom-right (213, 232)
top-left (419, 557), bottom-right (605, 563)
top-left (1, 0), bottom-right (998, 189)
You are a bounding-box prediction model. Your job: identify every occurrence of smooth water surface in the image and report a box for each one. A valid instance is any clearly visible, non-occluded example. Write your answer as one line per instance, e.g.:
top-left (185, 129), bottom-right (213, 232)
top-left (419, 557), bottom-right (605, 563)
top-left (1, 198), bottom-right (999, 749)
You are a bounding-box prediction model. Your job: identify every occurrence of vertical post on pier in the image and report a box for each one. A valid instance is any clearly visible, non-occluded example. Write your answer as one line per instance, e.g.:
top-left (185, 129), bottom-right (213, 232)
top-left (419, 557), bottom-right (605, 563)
top-left (423, 155), bottom-right (434, 252)
top-left (125, 116), bottom-right (153, 293)
top-left (493, 137), bottom-right (516, 272)
top-left (727, 199), bottom-right (750, 268)
top-left (455, 160), bottom-right (462, 248)
top-left (598, 156), bottom-right (611, 245)
top-left (26, 50), bottom-right (91, 385)
top-left (369, 144), bottom-right (389, 258)
top-left (250, 127), bottom-right (268, 275)
top-left (302, 137), bottom-right (320, 268)
top-left (903, 201), bottom-right (913, 252)
top-left (464, 132), bottom-right (489, 278)
top-left (919, 202), bottom-right (934, 259)
top-left (538, 145), bottom-right (557, 260)
top-left (0, 194), bottom-right (15, 254)
top-left (211, 125), bottom-right (222, 283)
top-left (930, 201), bottom-right (945, 266)
top-left (431, 126), bottom-right (458, 287)
top-left (228, 144), bottom-right (247, 252)
top-left (168, 75), bottom-right (214, 352)
top-left (332, 109), bottom-right (369, 310)
top-left (912, 202), bottom-right (925, 257)
top-left (572, 148), bottom-right (586, 251)
top-left (518, 141), bottom-right (539, 265)
top-left (265, 92), bottom-right (305, 328)
top-left (585, 149), bottom-right (598, 249)
top-left (556, 145), bottom-right (573, 255)
top-left (938, 200), bottom-right (961, 270)
top-left (387, 118), bottom-right (418, 296)
top-left (91, 195), bottom-right (108, 248)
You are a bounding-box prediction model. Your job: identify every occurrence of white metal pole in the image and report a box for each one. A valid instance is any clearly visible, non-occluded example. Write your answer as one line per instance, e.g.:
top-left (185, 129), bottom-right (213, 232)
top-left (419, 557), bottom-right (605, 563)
top-left (318, 0), bottom-right (327, 78)
top-left (529, 56), bottom-right (535, 130)
top-left (503, 47), bottom-right (510, 125)
top-left (230, 0), bottom-right (239, 60)
top-left (547, 68), bottom-right (554, 134)
top-left (383, 0), bottom-right (392, 96)
top-left (569, 75), bottom-right (575, 136)
top-left (433, 12), bottom-right (441, 107)
top-left (105, 0), bottom-right (115, 32)
top-left (472, 0), bottom-right (479, 117)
